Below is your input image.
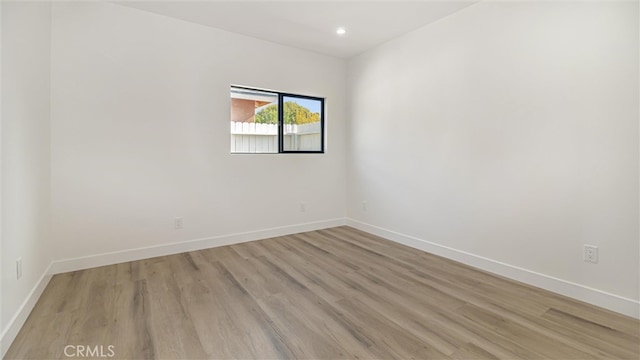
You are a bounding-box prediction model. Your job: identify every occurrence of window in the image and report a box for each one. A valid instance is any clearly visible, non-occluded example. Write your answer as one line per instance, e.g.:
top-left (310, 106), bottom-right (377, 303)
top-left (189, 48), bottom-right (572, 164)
top-left (230, 86), bottom-right (324, 154)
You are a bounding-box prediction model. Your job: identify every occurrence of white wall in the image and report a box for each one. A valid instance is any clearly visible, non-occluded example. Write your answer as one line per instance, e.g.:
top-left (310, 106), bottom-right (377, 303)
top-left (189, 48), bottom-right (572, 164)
top-left (50, 2), bottom-right (347, 262)
top-left (0, 0), bottom-right (4, 345)
top-left (348, 1), bottom-right (639, 312)
top-left (1, 0), bottom-right (52, 352)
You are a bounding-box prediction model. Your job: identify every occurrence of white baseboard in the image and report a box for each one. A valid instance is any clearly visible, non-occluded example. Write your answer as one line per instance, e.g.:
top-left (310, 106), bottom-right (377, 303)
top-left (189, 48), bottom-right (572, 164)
top-left (1, 262), bottom-right (53, 358)
top-left (49, 218), bottom-right (347, 275)
top-left (346, 218), bottom-right (640, 319)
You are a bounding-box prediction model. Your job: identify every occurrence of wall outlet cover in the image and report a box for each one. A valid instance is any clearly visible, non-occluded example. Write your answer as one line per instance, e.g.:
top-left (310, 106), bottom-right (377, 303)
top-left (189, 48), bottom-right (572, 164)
top-left (175, 217), bottom-right (184, 230)
top-left (16, 258), bottom-right (23, 280)
top-left (584, 245), bottom-right (598, 264)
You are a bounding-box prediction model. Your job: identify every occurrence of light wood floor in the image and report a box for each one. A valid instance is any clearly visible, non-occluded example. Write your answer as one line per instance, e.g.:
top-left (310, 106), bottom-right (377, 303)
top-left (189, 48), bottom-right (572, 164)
top-left (6, 226), bottom-right (639, 359)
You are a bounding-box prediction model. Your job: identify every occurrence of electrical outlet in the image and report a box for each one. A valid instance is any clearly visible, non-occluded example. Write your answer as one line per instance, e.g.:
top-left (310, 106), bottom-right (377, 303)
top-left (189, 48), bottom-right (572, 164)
top-left (584, 245), bottom-right (598, 264)
top-left (175, 217), bottom-right (184, 230)
top-left (362, 201), bottom-right (367, 212)
top-left (16, 258), bottom-right (22, 280)
top-left (300, 202), bottom-right (307, 212)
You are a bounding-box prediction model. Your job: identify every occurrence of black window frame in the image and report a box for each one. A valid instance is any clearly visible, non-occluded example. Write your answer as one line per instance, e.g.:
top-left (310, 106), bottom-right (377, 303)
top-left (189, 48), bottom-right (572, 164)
top-left (231, 85), bottom-right (325, 154)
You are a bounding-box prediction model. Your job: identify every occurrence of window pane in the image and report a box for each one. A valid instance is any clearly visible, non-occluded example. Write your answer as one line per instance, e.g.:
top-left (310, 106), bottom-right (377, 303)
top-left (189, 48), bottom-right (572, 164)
top-left (282, 96), bottom-right (323, 152)
top-left (230, 87), bottom-right (278, 153)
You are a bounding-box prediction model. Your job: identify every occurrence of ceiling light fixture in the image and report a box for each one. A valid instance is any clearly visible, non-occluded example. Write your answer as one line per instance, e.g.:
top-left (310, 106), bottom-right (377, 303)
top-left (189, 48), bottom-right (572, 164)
top-left (336, 27), bottom-right (346, 36)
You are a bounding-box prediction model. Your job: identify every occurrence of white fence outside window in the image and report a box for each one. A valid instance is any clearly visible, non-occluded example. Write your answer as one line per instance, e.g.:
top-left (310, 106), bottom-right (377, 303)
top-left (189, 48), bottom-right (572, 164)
top-left (230, 121), bottom-right (321, 153)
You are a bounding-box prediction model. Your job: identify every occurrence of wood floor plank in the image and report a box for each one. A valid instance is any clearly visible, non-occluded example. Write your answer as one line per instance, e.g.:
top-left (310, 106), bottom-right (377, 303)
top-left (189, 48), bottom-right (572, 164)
top-left (456, 303), bottom-right (599, 359)
top-left (176, 249), bottom-right (295, 359)
top-left (334, 296), bottom-right (450, 359)
top-left (5, 226), bottom-right (639, 360)
top-left (228, 247), bottom-right (379, 358)
top-left (450, 342), bottom-right (500, 360)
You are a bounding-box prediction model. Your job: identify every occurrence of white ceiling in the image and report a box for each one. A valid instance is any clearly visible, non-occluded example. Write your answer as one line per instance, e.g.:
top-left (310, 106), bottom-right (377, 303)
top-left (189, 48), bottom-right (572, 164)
top-left (115, 1), bottom-right (476, 58)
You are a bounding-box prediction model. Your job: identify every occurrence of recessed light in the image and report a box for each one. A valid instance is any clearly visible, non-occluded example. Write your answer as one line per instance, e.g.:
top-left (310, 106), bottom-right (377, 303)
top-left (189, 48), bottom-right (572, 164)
top-left (336, 27), bottom-right (346, 36)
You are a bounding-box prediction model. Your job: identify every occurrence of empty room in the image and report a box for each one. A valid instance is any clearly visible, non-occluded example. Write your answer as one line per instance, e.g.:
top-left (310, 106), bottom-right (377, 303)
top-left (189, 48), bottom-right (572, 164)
top-left (1, 0), bottom-right (639, 359)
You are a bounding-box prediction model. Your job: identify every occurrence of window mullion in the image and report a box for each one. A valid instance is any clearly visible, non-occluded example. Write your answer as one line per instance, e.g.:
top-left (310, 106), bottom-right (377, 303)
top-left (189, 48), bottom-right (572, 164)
top-left (278, 93), bottom-right (284, 153)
